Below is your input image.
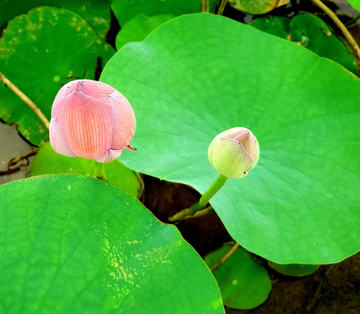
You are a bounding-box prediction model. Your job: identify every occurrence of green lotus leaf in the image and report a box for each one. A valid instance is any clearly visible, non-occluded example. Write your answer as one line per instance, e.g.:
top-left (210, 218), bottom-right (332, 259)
top-left (250, 14), bottom-right (357, 74)
top-left (290, 14), bottom-right (357, 75)
top-left (111, 0), bottom-right (218, 25)
top-left (346, 0), bottom-right (360, 12)
top-left (115, 14), bottom-right (176, 50)
top-left (0, 0), bottom-right (110, 37)
top-left (205, 245), bottom-right (272, 309)
top-left (269, 262), bottom-right (320, 277)
top-left (0, 174), bottom-right (224, 313)
top-left (101, 13), bottom-right (360, 264)
top-left (29, 141), bottom-right (142, 198)
top-left (0, 6), bottom-right (114, 146)
top-left (250, 16), bottom-right (290, 39)
top-left (228, 0), bottom-right (289, 14)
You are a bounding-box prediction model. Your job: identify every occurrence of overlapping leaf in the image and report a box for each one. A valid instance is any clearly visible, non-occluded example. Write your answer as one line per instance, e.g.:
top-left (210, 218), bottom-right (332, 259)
top-left (115, 14), bottom-right (175, 50)
top-left (251, 14), bottom-right (358, 74)
top-left (269, 262), bottom-right (319, 277)
top-left (228, 0), bottom-right (289, 14)
top-left (30, 142), bottom-right (142, 198)
top-left (0, 0), bottom-right (110, 36)
top-left (205, 245), bottom-right (271, 309)
top-left (250, 15), bottom-right (290, 38)
top-left (111, 0), bottom-right (218, 52)
top-left (111, 0), bottom-right (218, 26)
top-left (346, 0), bottom-right (360, 12)
top-left (101, 13), bottom-right (360, 264)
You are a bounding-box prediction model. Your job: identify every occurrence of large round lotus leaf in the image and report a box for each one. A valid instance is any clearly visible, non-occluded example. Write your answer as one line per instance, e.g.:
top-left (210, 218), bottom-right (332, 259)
top-left (111, 0), bottom-right (218, 25)
top-left (100, 13), bottom-right (360, 264)
top-left (205, 245), bottom-right (271, 309)
top-left (115, 14), bottom-right (175, 50)
top-left (250, 15), bottom-right (357, 75)
top-left (0, 6), bottom-right (115, 146)
top-left (29, 141), bottom-right (142, 198)
top-left (0, 174), bottom-right (224, 313)
top-left (0, 0), bottom-right (110, 37)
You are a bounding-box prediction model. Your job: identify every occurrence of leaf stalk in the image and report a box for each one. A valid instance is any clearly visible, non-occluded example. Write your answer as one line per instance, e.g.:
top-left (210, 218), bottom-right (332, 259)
top-left (310, 0), bottom-right (360, 63)
top-left (210, 243), bottom-right (239, 271)
top-left (169, 174), bottom-right (227, 222)
top-left (0, 72), bottom-right (50, 129)
top-left (93, 161), bottom-right (108, 182)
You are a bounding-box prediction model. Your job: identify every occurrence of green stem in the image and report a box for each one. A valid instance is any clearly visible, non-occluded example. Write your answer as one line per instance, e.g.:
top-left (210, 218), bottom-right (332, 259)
top-left (93, 161), bottom-right (107, 182)
top-left (183, 205), bottom-right (214, 219)
top-left (210, 243), bottom-right (239, 271)
top-left (0, 72), bottom-right (50, 129)
top-left (169, 174), bottom-right (227, 222)
top-left (345, 13), bottom-right (360, 27)
top-left (217, 0), bottom-right (228, 15)
top-left (201, 0), bottom-right (209, 12)
top-left (310, 0), bottom-right (360, 62)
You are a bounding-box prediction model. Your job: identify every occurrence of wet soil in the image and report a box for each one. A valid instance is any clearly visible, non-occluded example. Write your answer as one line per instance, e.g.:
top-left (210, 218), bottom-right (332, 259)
top-left (142, 175), bottom-right (360, 314)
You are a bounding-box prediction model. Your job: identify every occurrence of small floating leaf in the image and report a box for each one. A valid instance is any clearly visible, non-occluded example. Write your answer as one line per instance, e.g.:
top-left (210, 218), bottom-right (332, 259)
top-left (205, 245), bottom-right (272, 309)
top-left (269, 262), bottom-right (320, 277)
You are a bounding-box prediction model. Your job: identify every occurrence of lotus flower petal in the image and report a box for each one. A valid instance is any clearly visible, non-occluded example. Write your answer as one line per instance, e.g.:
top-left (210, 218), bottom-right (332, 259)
top-left (96, 149), bottom-right (123, 163)
top-left (109, 91), bottom-right (136, 150)
top-left (232, 129), bottom-right (257, 161)
top-left (58, 90), bottom-right (112, 159)
top-left (49, 80), bottom-right (136, 162)
top-left (49, 118), bottom-right (77, 158)
top-left (75, 80), bottom-right (115, 104)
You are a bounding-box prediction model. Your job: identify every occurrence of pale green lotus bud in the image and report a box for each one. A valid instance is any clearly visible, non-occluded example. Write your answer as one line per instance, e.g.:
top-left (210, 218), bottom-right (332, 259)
top-left (208, 127), bottom-right (260, 178)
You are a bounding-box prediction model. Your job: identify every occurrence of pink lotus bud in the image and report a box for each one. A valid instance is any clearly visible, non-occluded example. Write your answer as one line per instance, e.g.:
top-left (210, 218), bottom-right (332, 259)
top-left (208, 127), bottom-right (260, 178)
top-left (49, 80), bottom-right (136, 163)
